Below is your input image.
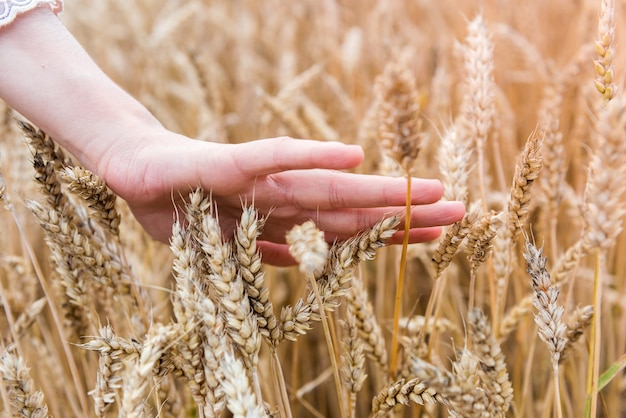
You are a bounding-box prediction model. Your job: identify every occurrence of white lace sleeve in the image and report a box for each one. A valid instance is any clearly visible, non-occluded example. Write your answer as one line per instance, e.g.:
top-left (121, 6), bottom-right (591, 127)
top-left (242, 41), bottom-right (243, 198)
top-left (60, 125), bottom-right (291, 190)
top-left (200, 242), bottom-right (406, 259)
top-left (0, 0), bottom-right (63, 28)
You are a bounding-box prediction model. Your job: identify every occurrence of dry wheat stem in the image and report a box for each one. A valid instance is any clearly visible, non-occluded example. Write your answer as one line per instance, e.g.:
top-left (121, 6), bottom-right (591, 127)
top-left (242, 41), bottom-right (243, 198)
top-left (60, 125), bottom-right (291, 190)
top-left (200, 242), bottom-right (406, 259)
top-left (586, 252), bottom-right (603, 418)
top-left (389, 173), bottom-right (412, 378)
top-left (287, 221), bottom-right (348, 418)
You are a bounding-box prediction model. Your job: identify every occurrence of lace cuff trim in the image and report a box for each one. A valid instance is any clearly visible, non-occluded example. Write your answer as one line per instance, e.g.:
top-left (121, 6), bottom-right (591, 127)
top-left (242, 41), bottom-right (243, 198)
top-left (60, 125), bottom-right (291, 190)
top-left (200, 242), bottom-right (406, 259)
top-left (0, 0), bottom-right (63, 28)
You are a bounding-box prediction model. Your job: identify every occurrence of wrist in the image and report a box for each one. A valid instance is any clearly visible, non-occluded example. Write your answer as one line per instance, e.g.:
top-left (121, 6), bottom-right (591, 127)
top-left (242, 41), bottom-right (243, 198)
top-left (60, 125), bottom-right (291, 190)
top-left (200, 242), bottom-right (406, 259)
top-left (0, 6), bottom-right (162, 176)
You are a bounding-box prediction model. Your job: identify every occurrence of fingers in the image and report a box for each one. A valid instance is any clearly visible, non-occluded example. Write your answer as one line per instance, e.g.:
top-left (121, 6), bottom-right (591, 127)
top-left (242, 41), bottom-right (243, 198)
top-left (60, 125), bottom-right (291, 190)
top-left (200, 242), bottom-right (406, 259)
top-left (263, 170), bottom-right (445, 210)
top-left (233, 138), bottom-right (365, 177)
top-left (258, 200), bottom-right (465, 244)
top-left (257, 241), bottom-right (297, 266)
top-left (385, 226), bottom-right (444, 245)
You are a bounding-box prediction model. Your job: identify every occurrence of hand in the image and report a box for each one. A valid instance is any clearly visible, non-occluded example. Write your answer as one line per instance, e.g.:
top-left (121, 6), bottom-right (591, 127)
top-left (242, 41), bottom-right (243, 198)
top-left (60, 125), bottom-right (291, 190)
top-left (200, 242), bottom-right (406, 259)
top-left (101, 130), bottom-right (465, 265)
top-left (0, 9), bottom-right (464, 265)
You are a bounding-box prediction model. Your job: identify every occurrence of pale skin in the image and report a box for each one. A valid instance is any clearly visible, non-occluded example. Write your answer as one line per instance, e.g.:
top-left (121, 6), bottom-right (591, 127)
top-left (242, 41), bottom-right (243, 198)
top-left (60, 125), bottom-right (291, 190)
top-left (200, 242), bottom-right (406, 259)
top-left (0, 7), bottom-right (465, 265)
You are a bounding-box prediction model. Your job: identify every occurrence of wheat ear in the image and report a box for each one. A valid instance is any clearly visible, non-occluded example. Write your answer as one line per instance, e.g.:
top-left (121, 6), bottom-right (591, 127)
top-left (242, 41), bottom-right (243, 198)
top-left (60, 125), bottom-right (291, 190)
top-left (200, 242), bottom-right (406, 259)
top-left (279, 216), bottom-right (400, 343)
top-left (457, 14), bottom-right (495, 208)
top-left (122, 323), bottom-right (178, 418)
top-left (61, 166), bottom-right (121, 237)
top-left (169, 220), bottom-right (212, 409)
top-left (580, 97), bottom-right (626, 416)
top-left (219, 350), bottom-right (268, 418)
top-left (432, 203), bottom-right (480, 279)
top-left (0, 346), bottom-right (50, 418)
top-left (234, 205), bottom-right (282, 347)
top-left (373, 59), bottom-right (422, 172)
top-left (468, 308), bottom-right (513, 416)
top-left (560, 305), bottom-right (594, 363)
top-left (346, 273), bottom-right (388, 371)
top-left (594, 0), bottom-right (617, 104)
top-left (524, 240), bottom-right (566, 418)
top-left (340, 312), bottom-right (367, 418)
top-left (371, 377), bottom-right (443, 417)
top-left (287, 220), bottom-right (348, 418)
top-left (81, 325), bottom-right (142, 416)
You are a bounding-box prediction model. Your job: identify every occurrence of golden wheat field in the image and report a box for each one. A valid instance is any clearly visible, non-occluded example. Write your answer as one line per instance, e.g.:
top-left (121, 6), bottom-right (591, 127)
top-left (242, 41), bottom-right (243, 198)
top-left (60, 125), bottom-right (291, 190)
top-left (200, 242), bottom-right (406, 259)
top-left (1, 0), bottom-right (626, 417)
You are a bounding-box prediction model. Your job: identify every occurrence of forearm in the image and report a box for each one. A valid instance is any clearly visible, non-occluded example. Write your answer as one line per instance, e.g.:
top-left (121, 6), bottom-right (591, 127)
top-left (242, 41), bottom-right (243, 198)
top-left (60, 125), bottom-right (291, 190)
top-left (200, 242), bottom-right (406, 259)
top-left (0, 6), bottom-right (162, 176)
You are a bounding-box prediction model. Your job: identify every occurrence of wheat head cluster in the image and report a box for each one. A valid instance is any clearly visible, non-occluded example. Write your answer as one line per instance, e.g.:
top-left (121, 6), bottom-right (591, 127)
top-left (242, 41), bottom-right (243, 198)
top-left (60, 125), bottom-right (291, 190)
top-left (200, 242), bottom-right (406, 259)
top-left (1, 0), bottom-right (626, 417)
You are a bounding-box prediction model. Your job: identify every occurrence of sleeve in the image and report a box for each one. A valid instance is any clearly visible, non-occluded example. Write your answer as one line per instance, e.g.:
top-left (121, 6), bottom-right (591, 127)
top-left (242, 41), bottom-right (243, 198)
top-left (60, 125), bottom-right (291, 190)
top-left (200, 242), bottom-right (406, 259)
top-left (0, 0), bottom-right (63, 28)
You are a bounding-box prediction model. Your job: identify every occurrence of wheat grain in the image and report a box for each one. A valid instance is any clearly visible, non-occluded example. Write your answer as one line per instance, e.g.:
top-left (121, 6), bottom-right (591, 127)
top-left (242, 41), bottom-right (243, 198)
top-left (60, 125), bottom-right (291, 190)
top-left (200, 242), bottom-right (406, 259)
top-left (594, 0), bottom-right (617, 103)
top-left (537, 80), bottom-right (566, 235)
top-left (446, 349), bottom-right (490, 418)
top-left (457, 14), bottom-right (495, 207)
top-left (280, 216), bottom-right (399, 343)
